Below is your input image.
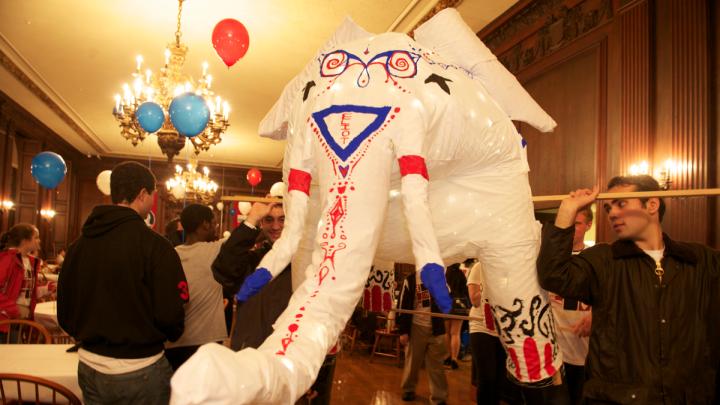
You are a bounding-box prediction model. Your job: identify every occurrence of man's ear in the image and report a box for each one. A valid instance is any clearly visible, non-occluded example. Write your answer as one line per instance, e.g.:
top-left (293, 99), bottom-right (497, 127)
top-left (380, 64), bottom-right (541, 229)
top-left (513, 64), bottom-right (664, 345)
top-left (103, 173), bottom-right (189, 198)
top-left (647, 197), bottom-right (661, 215)
top-left (132, 188), bottom-right (148, 204)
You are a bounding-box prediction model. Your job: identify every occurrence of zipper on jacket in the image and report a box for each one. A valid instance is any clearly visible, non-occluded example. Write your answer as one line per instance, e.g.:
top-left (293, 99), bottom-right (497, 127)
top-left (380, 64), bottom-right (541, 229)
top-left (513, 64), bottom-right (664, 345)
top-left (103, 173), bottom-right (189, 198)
top-left (654, 259), bottom-right (664, 284)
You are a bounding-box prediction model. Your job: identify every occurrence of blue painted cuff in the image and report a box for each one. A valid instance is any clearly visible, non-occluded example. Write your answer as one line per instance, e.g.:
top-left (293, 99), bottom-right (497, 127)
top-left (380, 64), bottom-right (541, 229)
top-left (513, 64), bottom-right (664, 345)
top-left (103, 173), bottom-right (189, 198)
top-left (419, 263), bottom-right (452, 314)
top-left (236, 268), bottom-right (273, 302)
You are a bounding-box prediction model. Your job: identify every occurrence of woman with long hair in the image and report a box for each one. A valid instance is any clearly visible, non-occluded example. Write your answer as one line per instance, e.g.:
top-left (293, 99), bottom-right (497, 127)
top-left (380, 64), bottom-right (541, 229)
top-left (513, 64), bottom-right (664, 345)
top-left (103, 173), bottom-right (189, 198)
top-left (0, 223), bottom-right (42, 335)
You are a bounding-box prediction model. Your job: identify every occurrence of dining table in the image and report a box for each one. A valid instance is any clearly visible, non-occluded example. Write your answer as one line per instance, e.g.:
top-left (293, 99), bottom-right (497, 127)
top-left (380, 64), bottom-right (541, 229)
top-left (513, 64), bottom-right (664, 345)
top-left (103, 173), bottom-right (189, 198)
top-left (34, 300), bottom-right (60, 331)
top-left (0, 343), bottom-right (82, 402)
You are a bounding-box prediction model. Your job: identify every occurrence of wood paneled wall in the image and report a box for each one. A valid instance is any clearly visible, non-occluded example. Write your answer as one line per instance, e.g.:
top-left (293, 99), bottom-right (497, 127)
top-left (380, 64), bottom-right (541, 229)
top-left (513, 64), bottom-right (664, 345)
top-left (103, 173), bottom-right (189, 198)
top-left (0, 92), bottom-right (282, 258)
top-left (0, 95), bottom-right (84, 257)
top-left (480, 0), bottom-right (719, 246)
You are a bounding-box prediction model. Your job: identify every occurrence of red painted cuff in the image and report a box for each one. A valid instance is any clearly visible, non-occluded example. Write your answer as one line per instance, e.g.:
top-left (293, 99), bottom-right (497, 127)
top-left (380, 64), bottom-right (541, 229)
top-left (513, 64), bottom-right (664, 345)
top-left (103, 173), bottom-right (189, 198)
top-left (288, 169), bottom-right (311, 195)
top-left (398, 155), bottom-right (428, 180)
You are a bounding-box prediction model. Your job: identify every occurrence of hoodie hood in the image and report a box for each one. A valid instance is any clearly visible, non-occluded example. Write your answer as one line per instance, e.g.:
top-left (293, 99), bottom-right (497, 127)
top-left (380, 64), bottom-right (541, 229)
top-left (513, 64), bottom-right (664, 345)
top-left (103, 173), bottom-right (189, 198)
top-left (82, 205), bottom-right (143, 238)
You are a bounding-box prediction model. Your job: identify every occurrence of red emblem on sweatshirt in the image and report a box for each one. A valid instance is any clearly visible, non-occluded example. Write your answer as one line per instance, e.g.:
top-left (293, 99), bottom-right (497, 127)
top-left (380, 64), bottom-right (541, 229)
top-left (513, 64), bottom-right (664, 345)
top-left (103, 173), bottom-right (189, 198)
top-left (178, 281), bottom-right (189, 301)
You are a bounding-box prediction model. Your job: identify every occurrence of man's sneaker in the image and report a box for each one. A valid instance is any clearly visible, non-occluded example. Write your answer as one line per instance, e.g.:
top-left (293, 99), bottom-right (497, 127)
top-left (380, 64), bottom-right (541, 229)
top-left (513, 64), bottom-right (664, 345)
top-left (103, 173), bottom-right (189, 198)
top-left (450, 359), bottom-right (459, 370)
top-left (401, 392), bottom-right (416, 401)
top-left (443, 357), bottom-right (451, 366)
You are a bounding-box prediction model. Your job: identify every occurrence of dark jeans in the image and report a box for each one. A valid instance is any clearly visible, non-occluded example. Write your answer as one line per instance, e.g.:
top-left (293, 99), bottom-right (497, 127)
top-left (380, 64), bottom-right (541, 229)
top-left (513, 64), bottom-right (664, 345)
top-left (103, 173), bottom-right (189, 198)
top-left (470, 332), bottom-right (522, 404)
top-left (564, 363), bottom-right (585, 405)
top-left (78, 355), bottom-right (173, 405)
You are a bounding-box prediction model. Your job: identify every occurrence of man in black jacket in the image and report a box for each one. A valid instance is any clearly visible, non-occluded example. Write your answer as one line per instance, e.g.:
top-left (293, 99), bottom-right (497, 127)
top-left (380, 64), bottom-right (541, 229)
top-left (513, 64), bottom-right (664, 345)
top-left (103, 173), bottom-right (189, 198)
top-left (212, 201), bottom-right (291, 350)
top-left (397, 272), bottom-right (448, 404)
top-left (537, 175), bottom-right (720, 404)
top-left (58, 161), bottom-right (188, 405)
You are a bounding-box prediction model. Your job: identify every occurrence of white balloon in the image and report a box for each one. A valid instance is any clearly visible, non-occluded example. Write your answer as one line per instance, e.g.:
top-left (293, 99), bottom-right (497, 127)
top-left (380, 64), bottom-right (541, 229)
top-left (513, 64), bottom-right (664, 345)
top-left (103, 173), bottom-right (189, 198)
top-left (237, 202), bottom-right (252, 216)
top-left (269, 182), bottom-right (286, 197)
top-left (216, 202), bottom-right (224, 211)
top-left (222, 230), bottom-right (231, 238)
top-left (96, 170), bottom-right (112, 196)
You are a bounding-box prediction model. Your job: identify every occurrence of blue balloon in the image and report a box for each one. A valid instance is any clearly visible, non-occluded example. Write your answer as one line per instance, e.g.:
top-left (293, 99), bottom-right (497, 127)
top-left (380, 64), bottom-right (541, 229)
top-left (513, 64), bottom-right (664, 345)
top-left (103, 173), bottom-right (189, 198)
top-left (168, 92), bottom-right (210, 137)
top-left (135, 102), bottom-right (165, 133)
top-left (31, 151), bottom-right (67, 189)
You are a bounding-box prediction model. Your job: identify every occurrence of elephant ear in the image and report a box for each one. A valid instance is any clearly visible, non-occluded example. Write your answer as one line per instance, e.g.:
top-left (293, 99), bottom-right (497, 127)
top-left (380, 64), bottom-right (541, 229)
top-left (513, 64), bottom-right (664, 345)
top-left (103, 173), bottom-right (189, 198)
top-left (414, 8), bottom-right (557, 133)
top-left (259, 17), bottom-right (372, 140)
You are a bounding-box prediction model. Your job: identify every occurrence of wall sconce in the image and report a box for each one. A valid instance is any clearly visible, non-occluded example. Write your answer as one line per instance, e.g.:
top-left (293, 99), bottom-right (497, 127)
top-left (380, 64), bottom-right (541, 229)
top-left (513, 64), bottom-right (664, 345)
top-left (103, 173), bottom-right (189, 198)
top-left (1, 200), bottom-right (14, 210)
top-left (628, 159), bottom-right (675, 190)
top-left (40, 209), bottom-right (56, 219)
top-left (653, 159), bottom-right (676, 191)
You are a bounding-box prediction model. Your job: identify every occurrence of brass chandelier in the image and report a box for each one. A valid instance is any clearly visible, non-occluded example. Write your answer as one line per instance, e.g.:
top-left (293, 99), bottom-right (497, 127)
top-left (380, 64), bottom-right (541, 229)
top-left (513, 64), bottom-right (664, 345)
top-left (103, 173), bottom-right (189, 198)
top-left (165, 158), bottom-right (219, 204)
top-left (112, 0), bottom-right (230, 161)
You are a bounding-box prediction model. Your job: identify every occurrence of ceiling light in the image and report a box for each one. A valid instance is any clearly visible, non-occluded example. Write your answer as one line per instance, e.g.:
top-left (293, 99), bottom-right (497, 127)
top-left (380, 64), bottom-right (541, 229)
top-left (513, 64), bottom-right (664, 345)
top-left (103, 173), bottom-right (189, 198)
top-left (112, 0), bottom-right (230, 161)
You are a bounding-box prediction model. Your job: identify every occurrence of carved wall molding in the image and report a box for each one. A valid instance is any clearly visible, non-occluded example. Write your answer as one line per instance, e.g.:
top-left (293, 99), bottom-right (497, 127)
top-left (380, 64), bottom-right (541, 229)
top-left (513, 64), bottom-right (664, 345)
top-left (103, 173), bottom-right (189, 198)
top-left (0, 49), bottom-right (105, 153)
top-left (482, 0), bottom-right (614, 74)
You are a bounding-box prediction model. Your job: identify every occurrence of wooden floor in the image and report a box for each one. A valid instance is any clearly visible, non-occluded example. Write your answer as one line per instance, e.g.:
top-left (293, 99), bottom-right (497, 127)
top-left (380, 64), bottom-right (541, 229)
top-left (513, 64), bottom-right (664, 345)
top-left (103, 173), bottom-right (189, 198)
top-left (328, 349), bottom-right (473, 405)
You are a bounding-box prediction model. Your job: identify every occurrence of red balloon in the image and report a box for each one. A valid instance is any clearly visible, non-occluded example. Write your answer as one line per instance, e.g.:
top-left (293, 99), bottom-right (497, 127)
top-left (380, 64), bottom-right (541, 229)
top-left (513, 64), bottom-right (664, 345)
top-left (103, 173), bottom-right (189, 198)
top-left (246, 168), bottom-right (262, 187)
top-left (212, 19), bottom-right (249, 67)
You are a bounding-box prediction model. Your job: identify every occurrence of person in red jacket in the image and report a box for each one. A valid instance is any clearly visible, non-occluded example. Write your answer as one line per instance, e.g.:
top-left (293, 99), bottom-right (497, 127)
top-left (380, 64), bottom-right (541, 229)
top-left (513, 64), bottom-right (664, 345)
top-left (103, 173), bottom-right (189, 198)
top-left (0, 223), bottom-right (41, 336)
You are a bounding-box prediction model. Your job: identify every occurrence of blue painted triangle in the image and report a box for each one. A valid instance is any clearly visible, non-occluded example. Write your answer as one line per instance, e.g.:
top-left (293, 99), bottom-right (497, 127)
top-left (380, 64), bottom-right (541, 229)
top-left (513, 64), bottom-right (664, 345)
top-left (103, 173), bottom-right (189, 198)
top-left (311, 104), bottom-right (392, 162)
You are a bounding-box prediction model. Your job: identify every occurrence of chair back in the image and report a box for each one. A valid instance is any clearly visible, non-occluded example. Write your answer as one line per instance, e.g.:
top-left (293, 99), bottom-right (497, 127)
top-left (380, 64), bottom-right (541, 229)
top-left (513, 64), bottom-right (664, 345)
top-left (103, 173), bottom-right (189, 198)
top-left (51, 333), bottom-right (75, 344)
top-left (0, 373), bottom-right (81, 404)
top-left (0, 320), bottom-right (52, 344)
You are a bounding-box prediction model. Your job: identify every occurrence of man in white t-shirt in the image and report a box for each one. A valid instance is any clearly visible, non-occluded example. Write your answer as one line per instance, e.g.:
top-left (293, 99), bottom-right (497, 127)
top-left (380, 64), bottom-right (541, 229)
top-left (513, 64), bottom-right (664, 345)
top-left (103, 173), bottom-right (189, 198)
top-left (548, 207), bottom-right (593, 404)
top-left (166, 204), bottom-right (228, 370)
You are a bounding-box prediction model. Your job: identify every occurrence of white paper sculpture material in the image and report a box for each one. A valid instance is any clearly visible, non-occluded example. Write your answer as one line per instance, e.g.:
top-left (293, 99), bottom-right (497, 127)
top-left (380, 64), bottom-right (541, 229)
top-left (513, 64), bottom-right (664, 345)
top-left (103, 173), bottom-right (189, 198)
top-left (171, 10), bottom-right (560, 405)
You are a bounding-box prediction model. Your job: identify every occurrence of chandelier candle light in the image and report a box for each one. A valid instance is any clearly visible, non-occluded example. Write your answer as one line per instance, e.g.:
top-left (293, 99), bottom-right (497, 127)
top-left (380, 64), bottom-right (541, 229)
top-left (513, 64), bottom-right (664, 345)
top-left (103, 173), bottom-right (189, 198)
top-left (166, 158), bottom-right (219, 204)
top-left (113, 0), bottom-right (230, 160)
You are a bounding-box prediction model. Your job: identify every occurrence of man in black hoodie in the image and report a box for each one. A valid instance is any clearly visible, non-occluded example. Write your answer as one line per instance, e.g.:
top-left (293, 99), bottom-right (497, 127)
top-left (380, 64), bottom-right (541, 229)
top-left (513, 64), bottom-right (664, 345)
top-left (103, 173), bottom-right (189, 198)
top-left (58, 161), bottom-right (188, 405)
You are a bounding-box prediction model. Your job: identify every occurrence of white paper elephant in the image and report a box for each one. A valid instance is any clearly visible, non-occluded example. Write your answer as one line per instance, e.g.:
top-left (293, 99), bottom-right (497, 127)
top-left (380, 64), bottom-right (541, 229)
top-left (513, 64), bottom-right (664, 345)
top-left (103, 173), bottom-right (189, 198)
top-left (171, 9), bottom-right (559, 405)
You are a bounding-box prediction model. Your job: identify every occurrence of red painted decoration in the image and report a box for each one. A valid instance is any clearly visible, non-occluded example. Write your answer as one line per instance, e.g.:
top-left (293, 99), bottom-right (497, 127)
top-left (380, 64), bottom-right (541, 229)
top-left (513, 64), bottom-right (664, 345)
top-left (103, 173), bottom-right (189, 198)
top-left (543, 342), bottom-right (557, 376)
top-left (398, 155), bottom-right (429, 180)
top-left (523, 337), bottom-right (541, 380)
top-left (288, 169), bottom-right (311, 195)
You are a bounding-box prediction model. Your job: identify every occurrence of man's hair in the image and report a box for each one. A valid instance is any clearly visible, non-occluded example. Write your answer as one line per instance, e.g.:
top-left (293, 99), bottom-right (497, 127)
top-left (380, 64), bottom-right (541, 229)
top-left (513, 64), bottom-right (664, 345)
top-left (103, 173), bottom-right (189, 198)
top-left (180, 204), bottom-right (214, 234)
top-left (110, 161), bottom-right (156, 204)
top-left (165, 217), bottom-right (181, 237)
top-left (607, 175), bottom-right (665, 222)
top-left (577, 205), bottom-right (593, 223)
top-left (0, 223), bottom-right (36, 251)
top-left (164, 217), bottom-right (183, 247)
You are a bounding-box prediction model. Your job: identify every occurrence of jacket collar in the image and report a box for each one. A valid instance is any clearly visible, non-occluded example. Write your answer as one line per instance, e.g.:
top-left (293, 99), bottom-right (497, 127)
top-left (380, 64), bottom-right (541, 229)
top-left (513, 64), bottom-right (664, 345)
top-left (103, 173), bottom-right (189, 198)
top-left (611, 233), bottom-right (697, 264)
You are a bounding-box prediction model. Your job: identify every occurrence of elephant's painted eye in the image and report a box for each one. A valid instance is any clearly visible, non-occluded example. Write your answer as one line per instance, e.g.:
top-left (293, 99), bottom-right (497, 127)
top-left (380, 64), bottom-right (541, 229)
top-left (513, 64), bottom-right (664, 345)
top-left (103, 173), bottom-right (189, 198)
top-left (386, 51), bottom-right (418, 78)
top-left (320, 51), bottom-right (349, 77)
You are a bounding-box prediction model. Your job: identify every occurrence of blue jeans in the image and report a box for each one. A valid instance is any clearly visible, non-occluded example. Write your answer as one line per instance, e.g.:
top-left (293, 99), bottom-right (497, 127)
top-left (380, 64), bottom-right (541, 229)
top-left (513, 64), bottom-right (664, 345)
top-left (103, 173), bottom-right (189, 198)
top-left (78, 355), bottom-right (173, 405)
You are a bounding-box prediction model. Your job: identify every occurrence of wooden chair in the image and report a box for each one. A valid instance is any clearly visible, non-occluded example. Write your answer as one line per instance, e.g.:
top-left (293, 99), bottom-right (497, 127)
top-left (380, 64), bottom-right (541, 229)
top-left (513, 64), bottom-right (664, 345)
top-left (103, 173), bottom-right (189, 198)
top-left (339, 321), bottom-right (358, 355)
top-left (0, 320), bottom-right (52, 344)
top-left (0, 373), bottom-right (81, 404)
top-left (369, 329), bottom-right (402, 367)
top-left (51, 333), bottom-right (75, 345)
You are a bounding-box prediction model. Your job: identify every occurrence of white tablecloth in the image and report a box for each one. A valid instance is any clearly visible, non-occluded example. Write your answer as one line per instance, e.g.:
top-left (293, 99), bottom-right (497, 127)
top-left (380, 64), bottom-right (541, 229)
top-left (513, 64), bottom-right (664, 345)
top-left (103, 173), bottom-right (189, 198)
top-left (34, 301), bottom-right (59, 330)
top-left (0, 344), bottom-right (82, 401)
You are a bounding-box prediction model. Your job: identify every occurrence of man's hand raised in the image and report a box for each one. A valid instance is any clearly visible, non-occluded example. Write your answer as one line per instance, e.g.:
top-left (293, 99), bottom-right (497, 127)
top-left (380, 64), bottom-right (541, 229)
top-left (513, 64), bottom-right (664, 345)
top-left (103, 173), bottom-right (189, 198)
top-left (555, 186), bottom-right (599, 229)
